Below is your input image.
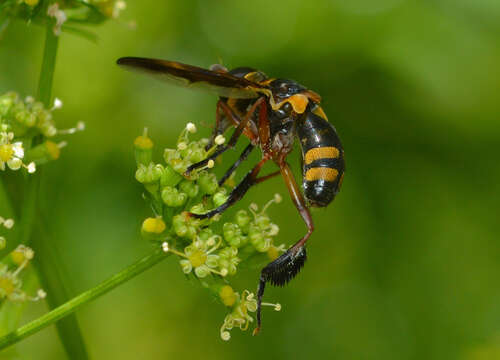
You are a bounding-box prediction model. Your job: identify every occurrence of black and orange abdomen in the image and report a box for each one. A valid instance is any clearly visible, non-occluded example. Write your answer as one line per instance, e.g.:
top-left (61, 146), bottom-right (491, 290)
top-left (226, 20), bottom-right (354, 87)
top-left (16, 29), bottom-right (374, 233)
top-left (297, 107), bottom-right (344, 207)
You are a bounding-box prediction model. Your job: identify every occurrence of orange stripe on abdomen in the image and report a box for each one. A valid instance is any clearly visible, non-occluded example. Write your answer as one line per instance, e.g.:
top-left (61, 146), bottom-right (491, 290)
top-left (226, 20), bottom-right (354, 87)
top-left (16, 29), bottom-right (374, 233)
top-left (304, 146), bottom-right (339, 165)
top-left (305, 167), bottom-right (339, 182)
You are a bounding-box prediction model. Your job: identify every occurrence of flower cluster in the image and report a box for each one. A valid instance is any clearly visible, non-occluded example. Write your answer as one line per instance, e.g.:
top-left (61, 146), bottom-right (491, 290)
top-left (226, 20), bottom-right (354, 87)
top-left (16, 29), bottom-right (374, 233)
top-left (135, 124), bottom-right (285, 340)
top-left (0, 91), bottom-right (84, 174)
top-left (1, 0), bottom-right (127, 37)
top-left (0, 217), bottom-right (46, 303)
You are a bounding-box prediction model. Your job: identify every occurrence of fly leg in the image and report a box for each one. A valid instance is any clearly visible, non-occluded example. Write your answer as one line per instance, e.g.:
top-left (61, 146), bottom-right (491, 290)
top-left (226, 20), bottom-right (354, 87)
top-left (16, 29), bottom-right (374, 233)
top-left (205, 99), bottom-right (240, 150)
top-left (217, 143), bottom-right (255, 187)
top-left (254, 160), bottom-right (314, 335)
top-left (185, 98), bottom-right (264, 176)
top-left (190, 156), bottom-right (269, 219)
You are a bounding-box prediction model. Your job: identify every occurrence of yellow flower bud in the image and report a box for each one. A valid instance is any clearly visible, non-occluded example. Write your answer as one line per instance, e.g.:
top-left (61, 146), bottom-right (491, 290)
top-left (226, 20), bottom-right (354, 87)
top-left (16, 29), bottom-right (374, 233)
top-left (24, 0), bottom-right (39, 6)
top-left (11, 249), bottom-right (26, 265)
top-left (45, 141), bottom-right (61, 160)
top-left (134, 135), bottom-right (154, 150)
top-left (141, 217), bottom-right (166, 234)
top-left (0, 277), bottom-right (15, 296)
top-left (188, 250), bottom-right (207, 268)
top-left (219, 285), bottom-right (237, 307)
top-left (0, 144), bottom-right (13, 162)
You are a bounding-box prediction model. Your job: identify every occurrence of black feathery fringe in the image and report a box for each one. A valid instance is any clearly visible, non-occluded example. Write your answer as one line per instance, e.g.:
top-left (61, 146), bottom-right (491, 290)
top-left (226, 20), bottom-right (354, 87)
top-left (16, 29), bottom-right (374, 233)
top-left (262, 246), bottom-right (307, 287)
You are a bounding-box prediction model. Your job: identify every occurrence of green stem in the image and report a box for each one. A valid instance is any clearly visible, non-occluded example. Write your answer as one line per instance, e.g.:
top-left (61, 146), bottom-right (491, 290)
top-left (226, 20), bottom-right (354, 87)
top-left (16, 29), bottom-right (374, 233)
top-left (17, 172), bottom-right (41, 248)
top-left (0, 248), bottom-right (170, 350)
top-left (37, 24), bottom-right (59, 106)
top-left (32, 23), bottom-right (90, 359)
top-left (0, 177), bottom-right (15, 219)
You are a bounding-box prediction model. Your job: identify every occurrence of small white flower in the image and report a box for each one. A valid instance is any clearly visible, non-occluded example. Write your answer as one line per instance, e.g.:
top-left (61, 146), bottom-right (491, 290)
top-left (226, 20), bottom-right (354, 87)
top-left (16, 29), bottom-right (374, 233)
top-left (207, 159), bottom-right (215, 168)
top-left (26, 162), bottom-right (36, 174)
top-left (46, 126), bottom-right (57, 137)
top-left (52, 98), bottom-right (63, 110)
top-left (186, 122), bottom-right (197, 133)
top-left (113, 0), bottom-right (127, 18)
top-left (215, 135), bottom-right (226, 145)
top-left (2, 218), bottom-right (14, 229)
top-left (47, 3), bottom-right (67, 36)
top-left (37, 289), bottom-right (47, 299)
top-left (177, 142), bottom-right (187, 150)
top-left (12, 142), bottom-right (24, 159)
top-left (7, 157), bottom-right (22, 170)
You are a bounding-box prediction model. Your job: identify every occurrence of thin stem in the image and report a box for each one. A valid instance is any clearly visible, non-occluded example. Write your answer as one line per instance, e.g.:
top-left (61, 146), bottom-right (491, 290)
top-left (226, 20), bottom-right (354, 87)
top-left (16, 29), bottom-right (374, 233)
top-left (37, 24), bottom-right (59, 106)
top-left (17, 172), bottom-right (41, 248)
top-left (32, 23), bottom-right (90, 359)
top-left (0, 248), bottom-right (170, 350)
top-left (0, 177), bottom-right (15, 218)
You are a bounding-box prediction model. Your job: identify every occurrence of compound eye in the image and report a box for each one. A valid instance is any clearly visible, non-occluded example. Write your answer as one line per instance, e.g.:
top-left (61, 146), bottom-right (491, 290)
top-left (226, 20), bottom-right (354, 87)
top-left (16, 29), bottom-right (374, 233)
top-left (281, 102), bottom-right (292, 113)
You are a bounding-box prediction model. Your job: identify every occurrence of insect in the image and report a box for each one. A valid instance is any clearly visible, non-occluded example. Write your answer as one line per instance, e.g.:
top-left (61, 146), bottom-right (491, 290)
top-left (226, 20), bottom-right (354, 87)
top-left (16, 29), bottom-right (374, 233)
top-left (117, 57), bottom-right (345, 334)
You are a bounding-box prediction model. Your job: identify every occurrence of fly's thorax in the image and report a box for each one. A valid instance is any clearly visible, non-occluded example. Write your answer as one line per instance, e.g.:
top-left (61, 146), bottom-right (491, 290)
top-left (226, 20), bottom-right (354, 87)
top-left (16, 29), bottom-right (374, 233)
top-left (268, 109), bottom-right (296, 155)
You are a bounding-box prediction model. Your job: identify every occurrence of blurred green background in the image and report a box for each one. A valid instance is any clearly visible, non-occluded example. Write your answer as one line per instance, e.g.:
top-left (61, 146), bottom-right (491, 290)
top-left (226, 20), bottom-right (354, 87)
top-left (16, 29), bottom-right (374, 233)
top-left (1, 0), bottom-right (500, 359)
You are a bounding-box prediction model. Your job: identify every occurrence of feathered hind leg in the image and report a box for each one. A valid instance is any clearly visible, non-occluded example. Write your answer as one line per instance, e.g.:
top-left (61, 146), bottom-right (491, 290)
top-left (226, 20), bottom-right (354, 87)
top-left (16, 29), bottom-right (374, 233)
top-left (254, 160), bottom-right (314, 335)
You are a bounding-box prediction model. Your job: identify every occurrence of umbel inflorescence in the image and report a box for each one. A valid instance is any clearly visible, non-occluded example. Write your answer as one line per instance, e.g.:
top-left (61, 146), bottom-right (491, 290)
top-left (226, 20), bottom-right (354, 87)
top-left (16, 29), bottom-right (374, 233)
top-left (0, 91), bottom-right (83, 304)
top-left (0, 91), bottom-right (83, 173)
top-left (135, 124), bottom-right (284, 341)
top-left (1, 0), bottom-right (127, 37)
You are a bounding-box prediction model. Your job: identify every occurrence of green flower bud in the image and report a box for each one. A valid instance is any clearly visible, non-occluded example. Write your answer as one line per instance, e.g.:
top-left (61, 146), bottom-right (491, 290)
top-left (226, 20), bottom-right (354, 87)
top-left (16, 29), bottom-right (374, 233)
top-left (134, 128), bottom-right (154, 166)
top-left (249, 223), bottom-right (270, 251)
top-left (198, 171), bottom-right (218, 195)
top-left (135, 163), bottom-right (163, 184)
top-left (163, 148), bottom-right (179, 164)
top-left (0, 92), bottom-right (17, 116)
top-left (213, 189), bottom-right (228, 207)
top-left (161, 186), bottom-right (188, 207)
top-left (160, 165), bottom-right (183, 187)
top-left (37, 111), bottom-right (56, 137)
top-left (172, 213), bottom-right (197, 240)
top-left (255, 214), bottom-right (271, 231)
top-left (187, 146), bottom-right (205, 163)
top-left (218, 247), bottom-right (240, 275)
top-left (179, 180), bottom-right (199, 198)
top-left (198, 228), bottom-right (214, 242)
top-left (194, 265), bottom-right (210, 278)
top-left (180, 259), bottom-right (192, 274)
top-left (189, 203), bottom-right (206, 215)
top-left (170, 158), bottom-right (188, 174)
top-left (223, 223), bottom-right (247, 248)
top-left (206, 254), bottom-right (219, 268)
top-left (254, 238), bottom-right (271, 252)
top-left (234, 210), bottom-right (251, 230)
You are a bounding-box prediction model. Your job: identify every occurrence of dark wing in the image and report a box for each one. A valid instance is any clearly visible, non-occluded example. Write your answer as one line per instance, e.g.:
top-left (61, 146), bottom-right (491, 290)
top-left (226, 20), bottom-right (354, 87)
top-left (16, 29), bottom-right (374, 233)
top-left (117, 57), bottom-right (265, 99)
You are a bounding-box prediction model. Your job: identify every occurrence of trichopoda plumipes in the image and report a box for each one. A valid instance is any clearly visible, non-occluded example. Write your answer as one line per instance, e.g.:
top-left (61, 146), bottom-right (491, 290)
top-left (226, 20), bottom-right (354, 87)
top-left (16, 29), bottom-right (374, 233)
top-left (117, 57), bottom-right (345, 334)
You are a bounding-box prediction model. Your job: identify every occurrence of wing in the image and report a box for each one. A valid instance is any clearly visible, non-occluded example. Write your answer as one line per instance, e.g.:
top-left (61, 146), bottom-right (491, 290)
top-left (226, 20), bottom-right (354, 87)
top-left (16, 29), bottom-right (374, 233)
top-left (117, 57), bottom-right (265, 99)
